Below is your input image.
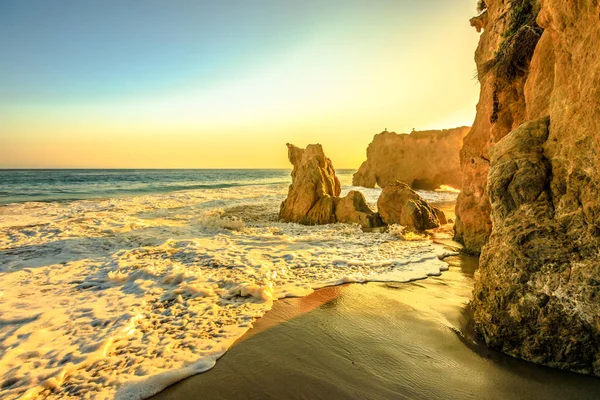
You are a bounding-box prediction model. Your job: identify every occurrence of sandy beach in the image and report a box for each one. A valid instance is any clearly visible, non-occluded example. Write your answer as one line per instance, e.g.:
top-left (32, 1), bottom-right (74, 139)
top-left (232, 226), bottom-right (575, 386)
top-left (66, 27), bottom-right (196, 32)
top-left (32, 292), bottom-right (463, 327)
top-left (3, 178), bottom-right (597, 399)
top-left (152, 254), bottom-right (600, 400)
top-left (3, 0), bottom-right (600, 397)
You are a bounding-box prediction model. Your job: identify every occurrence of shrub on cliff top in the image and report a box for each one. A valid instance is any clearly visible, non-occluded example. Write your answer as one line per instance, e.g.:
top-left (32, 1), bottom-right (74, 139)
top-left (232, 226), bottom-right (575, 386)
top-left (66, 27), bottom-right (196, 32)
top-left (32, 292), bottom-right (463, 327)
top-left (482, 0), bottom-right (543, 82)
top-left (477, 0), bottom-right (487, 14)
top-left (503, 0), bottom-right (540, 38)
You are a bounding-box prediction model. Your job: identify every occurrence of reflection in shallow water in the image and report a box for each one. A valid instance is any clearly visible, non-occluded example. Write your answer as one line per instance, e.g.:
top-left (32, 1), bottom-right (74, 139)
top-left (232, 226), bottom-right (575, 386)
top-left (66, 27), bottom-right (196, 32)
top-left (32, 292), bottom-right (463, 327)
top-left (154, 254), bottom-right (600, 400)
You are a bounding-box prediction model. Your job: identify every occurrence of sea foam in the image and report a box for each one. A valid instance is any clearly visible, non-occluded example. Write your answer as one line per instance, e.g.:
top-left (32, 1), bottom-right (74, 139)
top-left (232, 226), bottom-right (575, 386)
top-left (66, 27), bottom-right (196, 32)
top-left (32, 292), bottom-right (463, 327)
top-left (0, 183), bottom-right (455, 399)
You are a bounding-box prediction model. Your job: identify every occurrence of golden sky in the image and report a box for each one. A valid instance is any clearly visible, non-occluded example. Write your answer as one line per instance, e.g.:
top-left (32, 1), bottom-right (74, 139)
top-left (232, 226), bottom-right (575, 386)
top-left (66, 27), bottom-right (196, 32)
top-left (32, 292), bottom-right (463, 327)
top-left (0, 1), bottom-right (480, 169)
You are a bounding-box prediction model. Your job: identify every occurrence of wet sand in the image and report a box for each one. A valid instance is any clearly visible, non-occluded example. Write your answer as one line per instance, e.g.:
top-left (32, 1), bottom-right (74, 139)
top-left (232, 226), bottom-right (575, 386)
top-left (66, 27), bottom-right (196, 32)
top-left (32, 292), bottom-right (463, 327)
top-left (152, 254), bottom-right (600, 400)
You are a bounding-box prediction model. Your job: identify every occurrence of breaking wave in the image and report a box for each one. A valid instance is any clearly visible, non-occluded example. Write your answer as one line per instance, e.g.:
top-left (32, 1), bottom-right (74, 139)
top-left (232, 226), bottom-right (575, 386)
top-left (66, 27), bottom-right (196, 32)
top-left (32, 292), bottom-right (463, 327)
top-left (0, 179), bottom-right (455, 399)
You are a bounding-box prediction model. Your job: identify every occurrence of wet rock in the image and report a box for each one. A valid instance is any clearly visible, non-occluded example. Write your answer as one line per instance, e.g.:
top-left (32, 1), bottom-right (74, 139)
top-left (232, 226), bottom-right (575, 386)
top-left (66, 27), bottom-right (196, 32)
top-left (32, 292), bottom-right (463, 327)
top-left (280, 144), bottom-right (382, 229)
top-left (335, 191), bottom-right (383, 228)
top-left (377, 182), bottom-right (440, 232)
top-left (475, 116), bottom-right (600, 375)
top-left (432, 207), bottom-right (448, 225)
top-left (463, 0), bottom-right (600, 376)
top-left (279, 143), bottom-right (340, 225)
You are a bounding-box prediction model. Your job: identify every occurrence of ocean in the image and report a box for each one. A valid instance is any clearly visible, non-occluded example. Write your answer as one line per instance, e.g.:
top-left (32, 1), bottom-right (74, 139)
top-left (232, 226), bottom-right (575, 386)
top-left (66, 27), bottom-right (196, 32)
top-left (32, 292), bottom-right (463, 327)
top-left (0, 169), bottom-right (294, 205)
top-left (0, 169), bottom-right (458, 399)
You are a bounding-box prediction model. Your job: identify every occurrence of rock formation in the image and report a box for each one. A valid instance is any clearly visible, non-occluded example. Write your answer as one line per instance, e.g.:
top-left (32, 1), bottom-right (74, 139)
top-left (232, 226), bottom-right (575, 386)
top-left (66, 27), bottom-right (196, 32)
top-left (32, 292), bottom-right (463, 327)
top-left (432, 207), bottom-right (448, 225)
top-left (454, 0), bottom-right (537, 252)
top-left (377, 182), bottom-right (440, 232)
top-left (459, 0), bottom-right (600, 375)
top-left (352, 127), bottom-right (469, 190)
top-left (280, 144), bottom-right (382, 228)
top-left (279, 143), bottom-right (340, 225)
top-left (335, 190), bottom-right (383, 228)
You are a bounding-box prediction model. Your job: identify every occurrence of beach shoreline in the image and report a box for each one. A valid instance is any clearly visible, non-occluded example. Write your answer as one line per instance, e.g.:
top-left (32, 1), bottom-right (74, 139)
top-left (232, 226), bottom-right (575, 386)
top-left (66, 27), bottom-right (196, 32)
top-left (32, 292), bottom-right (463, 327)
top-left (151, 253), bottom-right (600, 400)
top-left (0, 173), bottom-right (463, 399)
top-left (3, 180), bottom-right (598, 400)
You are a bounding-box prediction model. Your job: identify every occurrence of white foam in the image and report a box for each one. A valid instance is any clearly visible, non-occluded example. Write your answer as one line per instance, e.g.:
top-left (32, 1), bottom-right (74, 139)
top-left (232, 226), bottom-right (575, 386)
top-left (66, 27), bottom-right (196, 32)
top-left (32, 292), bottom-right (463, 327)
top-left (435, 185), bottom-right (461, 193)
top-left (0, 184), bottom-right (454, 399)
top-left (340, 185), bottom-right (459, 210)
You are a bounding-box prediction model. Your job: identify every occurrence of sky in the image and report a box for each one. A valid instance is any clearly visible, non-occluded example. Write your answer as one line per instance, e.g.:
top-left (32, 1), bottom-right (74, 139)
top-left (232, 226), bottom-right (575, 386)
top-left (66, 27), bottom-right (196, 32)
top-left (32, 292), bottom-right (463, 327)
top-left (0, 0), bottom-right (481, 169)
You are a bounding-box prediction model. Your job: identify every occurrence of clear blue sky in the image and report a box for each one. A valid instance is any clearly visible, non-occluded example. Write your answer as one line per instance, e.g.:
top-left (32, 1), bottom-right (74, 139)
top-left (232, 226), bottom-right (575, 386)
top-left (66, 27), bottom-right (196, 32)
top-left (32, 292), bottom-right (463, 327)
top-left (2, 0), bottom-right (336, 103)
top-left (0, 0), bottom-right (480, 168)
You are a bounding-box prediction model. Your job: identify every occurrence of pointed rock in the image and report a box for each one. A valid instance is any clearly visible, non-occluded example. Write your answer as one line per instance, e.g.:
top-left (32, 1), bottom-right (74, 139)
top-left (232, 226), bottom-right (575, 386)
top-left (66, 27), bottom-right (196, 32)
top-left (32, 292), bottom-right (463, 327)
top-left (279, 143), bottom-right (340, 225)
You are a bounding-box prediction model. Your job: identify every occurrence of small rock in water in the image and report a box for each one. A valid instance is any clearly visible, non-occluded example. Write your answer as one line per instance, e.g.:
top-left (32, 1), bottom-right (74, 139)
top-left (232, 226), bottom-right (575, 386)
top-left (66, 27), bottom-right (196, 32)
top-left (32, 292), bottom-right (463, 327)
top-left (377, 181), bottom-right (440, 232)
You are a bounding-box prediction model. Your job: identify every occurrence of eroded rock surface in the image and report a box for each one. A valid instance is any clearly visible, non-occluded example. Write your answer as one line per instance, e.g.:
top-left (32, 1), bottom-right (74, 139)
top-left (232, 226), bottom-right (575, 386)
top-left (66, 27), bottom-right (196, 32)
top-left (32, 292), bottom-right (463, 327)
top-left (377, 182), bottom-right (440, 232)
top-left (353, 127), bottom-right (469, 190)
top-left (432, 207), bottom-right (448, 226)
top-left (280, 143), bottom-right (340, 225)
top-left (280, 144), bottom-right (382, 228)
top-left (335, 191), bottom-right (383, 228)
top-left (462, 0), bottom-right (600, 375)
top-left (476, 117), bottom-right (600, 375)
top-left (454, 0), bottom-right (541, 252)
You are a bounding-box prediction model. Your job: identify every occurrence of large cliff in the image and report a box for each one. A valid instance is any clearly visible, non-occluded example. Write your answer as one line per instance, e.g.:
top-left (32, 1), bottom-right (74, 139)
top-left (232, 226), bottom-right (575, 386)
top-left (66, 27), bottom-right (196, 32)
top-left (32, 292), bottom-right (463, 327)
top-left (454, 0), bottom-right (543, 251)
top-left (352, 127), bottom-right (470, 190)
top-left (459, 0), bottom-right (600, 375)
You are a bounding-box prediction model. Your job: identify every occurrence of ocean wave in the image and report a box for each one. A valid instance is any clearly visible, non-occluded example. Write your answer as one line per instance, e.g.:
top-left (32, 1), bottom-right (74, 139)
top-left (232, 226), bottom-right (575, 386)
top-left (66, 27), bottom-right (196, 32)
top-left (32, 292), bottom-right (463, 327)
top-left (0, 182), bottom-right (291, 206)
top-left (341, 185), bottom-right (459, 208)
top-left (0, 184), bottom-right (455, 399)
top-left (0, 170), bottom-right (292, 205)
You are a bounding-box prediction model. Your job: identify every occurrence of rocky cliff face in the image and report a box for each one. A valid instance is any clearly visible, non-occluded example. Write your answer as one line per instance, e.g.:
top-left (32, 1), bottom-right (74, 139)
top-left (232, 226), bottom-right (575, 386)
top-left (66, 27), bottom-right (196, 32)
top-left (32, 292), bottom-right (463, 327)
top-left (461, 0), bottom-right (600, 375)
top-left (352, 127), bottom-right (469, 190)
top-left (454, 0), bottom-right (543, 252)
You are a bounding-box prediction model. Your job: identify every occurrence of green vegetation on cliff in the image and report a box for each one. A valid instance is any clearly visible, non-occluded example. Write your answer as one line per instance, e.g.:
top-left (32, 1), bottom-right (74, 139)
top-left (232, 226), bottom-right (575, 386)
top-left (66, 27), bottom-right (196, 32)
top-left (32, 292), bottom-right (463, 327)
top-left (484, 0), bottom-right (543, 82)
